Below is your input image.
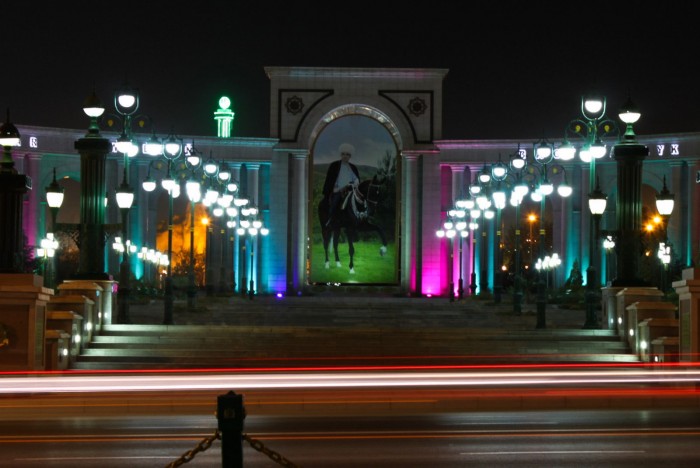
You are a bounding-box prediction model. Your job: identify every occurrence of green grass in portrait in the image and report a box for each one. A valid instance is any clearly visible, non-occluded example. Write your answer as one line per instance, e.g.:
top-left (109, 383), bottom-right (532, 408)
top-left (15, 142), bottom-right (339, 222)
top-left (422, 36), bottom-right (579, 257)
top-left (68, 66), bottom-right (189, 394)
top-left (310, 237), bottom-right (396, 283)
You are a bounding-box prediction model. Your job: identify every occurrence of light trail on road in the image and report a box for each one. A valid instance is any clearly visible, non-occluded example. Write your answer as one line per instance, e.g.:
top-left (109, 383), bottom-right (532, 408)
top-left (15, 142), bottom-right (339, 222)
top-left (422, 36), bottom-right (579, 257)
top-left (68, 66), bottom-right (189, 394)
top-left (1, 367), bottom-right (700, 394)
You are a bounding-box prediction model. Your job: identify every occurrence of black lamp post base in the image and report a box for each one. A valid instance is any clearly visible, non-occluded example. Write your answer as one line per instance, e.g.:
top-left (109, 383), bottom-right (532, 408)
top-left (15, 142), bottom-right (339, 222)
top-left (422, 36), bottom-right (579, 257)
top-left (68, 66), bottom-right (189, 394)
top-left (163, 277), bottom-right (174, 325)
top-left (469, 272), bottom-right (477, 296)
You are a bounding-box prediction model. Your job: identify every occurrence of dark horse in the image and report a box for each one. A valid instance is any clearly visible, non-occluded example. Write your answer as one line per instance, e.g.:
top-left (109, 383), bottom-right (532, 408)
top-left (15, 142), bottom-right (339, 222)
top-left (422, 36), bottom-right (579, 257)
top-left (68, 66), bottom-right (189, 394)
top-left (318, 176), bottom-right (388, 274)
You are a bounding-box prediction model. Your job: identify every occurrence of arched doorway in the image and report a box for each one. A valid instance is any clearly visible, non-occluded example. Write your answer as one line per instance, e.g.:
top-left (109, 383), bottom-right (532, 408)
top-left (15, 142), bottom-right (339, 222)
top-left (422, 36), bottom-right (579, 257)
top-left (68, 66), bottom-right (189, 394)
top-left (307, 114), bottom-right (399, 286)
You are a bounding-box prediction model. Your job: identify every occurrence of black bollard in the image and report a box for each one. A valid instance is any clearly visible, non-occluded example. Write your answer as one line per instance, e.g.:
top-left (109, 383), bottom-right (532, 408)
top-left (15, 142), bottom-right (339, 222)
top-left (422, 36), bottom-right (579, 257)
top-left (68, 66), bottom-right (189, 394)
top-left (217, 391), bottom-right (246, 467)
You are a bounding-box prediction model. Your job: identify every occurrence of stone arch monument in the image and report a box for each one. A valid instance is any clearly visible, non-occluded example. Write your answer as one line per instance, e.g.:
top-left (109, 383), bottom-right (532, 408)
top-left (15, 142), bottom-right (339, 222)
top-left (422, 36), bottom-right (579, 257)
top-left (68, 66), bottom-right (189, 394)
top-left (265, 67), bottom-right (448, 296)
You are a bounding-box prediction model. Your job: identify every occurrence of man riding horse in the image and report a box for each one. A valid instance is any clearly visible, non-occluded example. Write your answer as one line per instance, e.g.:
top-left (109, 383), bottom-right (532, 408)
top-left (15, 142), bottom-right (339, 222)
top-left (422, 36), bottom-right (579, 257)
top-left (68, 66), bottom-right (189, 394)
top-left (323, 142), bottom-right (360, 227)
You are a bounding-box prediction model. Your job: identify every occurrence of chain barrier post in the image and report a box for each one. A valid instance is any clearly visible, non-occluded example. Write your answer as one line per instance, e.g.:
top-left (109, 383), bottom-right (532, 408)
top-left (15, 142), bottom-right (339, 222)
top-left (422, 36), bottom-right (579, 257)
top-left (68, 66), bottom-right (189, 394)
top-left (217, 390), bottom-right (246, 468)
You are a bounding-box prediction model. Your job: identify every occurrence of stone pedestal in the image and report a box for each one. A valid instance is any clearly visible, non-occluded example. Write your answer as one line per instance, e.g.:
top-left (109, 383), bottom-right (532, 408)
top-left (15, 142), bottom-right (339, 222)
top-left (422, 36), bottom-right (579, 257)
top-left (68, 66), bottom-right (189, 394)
top-left (48, 294), bottom-right (96, 351)
top-left (58, 280), bottom-right (115, 333)
top-left (601, 286), bottom-right (624, 330)
top-left (651, 336), bottom-right (679, 365)
top-left (615, 287), bottom-right (664, 340)
top-left (672, 267), bottom-right (700, 363)
top-left (44, 329), bottom-right (70, 371)
top-left (0, 274), bottom-right (53, 371)
top-left (624, 302), bottom-right (677, 356)
top-left (46, 310), bottom-right (83, 365)
top-left (638, 318), bottom-right (679, 363)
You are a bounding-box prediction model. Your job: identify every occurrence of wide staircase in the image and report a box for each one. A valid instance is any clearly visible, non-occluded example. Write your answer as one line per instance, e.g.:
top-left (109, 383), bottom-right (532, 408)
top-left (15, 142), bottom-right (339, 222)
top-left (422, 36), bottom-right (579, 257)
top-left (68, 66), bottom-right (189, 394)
top-left (70, 296), bottom-right (640, 370)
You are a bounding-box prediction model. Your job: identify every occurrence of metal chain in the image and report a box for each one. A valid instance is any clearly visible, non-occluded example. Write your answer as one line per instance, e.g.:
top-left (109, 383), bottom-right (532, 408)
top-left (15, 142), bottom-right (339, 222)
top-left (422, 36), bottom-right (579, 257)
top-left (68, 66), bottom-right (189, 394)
top-left (244, 433), bottom-right (303, 468)
top-left (165, 430), bottom-right (221, 468)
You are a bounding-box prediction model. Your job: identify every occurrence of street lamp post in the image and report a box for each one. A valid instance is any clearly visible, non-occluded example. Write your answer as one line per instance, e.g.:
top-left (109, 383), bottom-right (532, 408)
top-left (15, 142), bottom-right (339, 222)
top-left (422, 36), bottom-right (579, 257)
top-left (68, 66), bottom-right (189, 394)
top-left (491, 157), bottom-right (508, 303)
top-left (535, 253), bottom-right (562, 289)
top-left (185, 174), bottom-right (202, 311)
top-left (556, 93), bottom-right (619, 327)
top-left (36, 233), bottom-right (59, 280)
top-left (110, 82), bottom-right (172, 323)
top-left (603, 235), bottom-right (616, 286)
top-left (610, 98), bottom-right (648, 287)
top-left (115, 174), bottom-right (134, 324)
top-left (468, 211), bottom-right (479, 296)
top-left (655, 176), bottom-right (675, 247)
top-left (0, 110), bottom-right (32, 274)
top-left (436, 219), bottom-right (456, 302)
top-left (509, 150), bottom-right (529, 315)
top-left (237, 206), bottom-right (268, 300)
top-left (436, 208), bottom-right (468, 301)
top-left (142, 135), bottom-right (184, 324)
top-left (454, 198), bottom-right (474, 300)
top-left (657, 242), bottom-right (672, 293)
top-left (201, 154), bottom-right (220, 297)
top-left (476, 166), bottom-right (493, 296)
top-left (532, 138), bottom-right (572, 329)
top-left (532, 139), bottom-right (554, 329)
top-left (585, 179), bottom-right (607, 328)
top-left (655, 176), bottom-right (674, 294)
top-left (215, 163), bottom-right (233, 295)
top-left (74, 92), bottom-right (112, 280)
top-left (44, 168), bottom-right (64, 288)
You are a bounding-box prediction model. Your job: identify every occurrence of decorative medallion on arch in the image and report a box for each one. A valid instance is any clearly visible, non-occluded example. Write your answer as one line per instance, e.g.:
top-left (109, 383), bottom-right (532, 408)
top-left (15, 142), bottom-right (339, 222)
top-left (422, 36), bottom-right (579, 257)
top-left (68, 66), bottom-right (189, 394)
top-left (378, 90), bottom-right (435, 144)
top-left (276, 89), bottom-right (334, 142)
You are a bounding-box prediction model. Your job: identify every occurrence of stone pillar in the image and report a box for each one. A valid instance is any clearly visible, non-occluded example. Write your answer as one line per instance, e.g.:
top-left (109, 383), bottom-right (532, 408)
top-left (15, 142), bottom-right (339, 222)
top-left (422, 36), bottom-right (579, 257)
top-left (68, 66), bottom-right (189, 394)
top-left (289, 152), bottom-right (307, 295)
top-left (401, 152), bottom-right (420, 295)
top-left (673, 267), bottom-right (700, 362)
top-left (0, 274), bottom-right (51, 370)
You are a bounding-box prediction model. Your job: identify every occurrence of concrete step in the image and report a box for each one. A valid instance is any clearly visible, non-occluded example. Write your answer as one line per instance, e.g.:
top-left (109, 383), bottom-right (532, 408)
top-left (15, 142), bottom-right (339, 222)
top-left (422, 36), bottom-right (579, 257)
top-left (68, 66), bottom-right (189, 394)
top-left (98, 324), bottom-right (621, 338)
top-left (71, 298), bottom-right (638, 371)
top-left (72, 325), bottom-right (638, 370)
top-left (71, 352), bottom-right (642, 370)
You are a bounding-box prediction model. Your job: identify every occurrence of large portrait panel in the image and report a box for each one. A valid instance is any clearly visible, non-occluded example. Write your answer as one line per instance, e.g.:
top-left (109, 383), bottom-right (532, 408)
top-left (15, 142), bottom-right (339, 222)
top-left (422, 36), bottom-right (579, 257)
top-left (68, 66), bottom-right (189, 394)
top-left (309, 115), bottom-right (398, 285)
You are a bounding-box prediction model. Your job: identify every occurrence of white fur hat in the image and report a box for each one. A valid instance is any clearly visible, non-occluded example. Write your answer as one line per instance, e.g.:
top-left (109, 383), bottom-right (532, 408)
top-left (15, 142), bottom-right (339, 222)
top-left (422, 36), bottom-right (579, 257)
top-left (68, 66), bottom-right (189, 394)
top-left (339, 143), bottom-right (355, 155)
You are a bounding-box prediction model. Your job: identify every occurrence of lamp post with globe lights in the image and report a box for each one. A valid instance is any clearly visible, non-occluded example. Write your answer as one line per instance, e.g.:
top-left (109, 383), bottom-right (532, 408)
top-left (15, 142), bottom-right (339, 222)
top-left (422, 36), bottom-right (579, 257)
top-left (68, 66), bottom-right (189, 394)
top-left (507, 149), bottom-right (529, 315)
top-left (141, 135), bottom-right (184, 324)
top-left (490, 156), bottom-right (508, 303)
top-left (531, 137), bottom-right (573, 329)
top-left (73, 92), bottom-right (113, 280)
top-left (184, 170), bottom-right (202, 310)
top-left (436, 207), bottom-right (468, 301)
top-left (655, 176), bottom-right (674, 294)
top-left (44, 168), bottom-right (64, 288)
top-left (115, 174), bottom-right (135, 324)
top-left (237, 205), bottom-right (269, 300)
top-left (610, 97), bottom-right (649, 288)
top-left (554, 94), bottom-right (620, 328)
top-left (36, 233), bottom-right (59, 280)
top-left (473, 166), bottom-right (494, 296)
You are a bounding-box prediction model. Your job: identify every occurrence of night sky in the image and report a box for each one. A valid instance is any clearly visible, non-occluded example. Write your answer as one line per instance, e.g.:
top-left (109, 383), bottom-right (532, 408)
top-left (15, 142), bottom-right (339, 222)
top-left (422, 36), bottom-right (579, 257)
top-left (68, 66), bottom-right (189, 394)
top-left (3, 2), bottom-right (699, 141)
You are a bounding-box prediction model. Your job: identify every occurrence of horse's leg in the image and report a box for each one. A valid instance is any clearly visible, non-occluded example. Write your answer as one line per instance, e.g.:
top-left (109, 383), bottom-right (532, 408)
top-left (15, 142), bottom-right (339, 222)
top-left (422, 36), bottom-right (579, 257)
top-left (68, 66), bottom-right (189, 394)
top-left (322, 228), bottom-right (331, 269)
top-left (370, 222), bottom-right (388, 257)
top-left (348, 230), bottom-right (356, 274)
top-left (333, 228), bottom-right (341, 267)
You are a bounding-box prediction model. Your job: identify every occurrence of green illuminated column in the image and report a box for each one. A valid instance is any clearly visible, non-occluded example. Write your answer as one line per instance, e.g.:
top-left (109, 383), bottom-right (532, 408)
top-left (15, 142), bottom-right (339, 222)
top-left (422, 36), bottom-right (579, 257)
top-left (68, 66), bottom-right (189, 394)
top-left (611, 141), bottom-right (649, 286)
top-left (73, 135), bottom-right (112, 279)
top-left (0, 148), bottom-right (31, 273)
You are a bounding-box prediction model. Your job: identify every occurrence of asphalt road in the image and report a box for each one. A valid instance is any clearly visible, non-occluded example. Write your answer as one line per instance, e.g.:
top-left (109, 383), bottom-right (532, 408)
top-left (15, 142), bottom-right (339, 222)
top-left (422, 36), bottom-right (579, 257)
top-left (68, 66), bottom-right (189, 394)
top-left (3, 408), bottom-right (700, 467)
